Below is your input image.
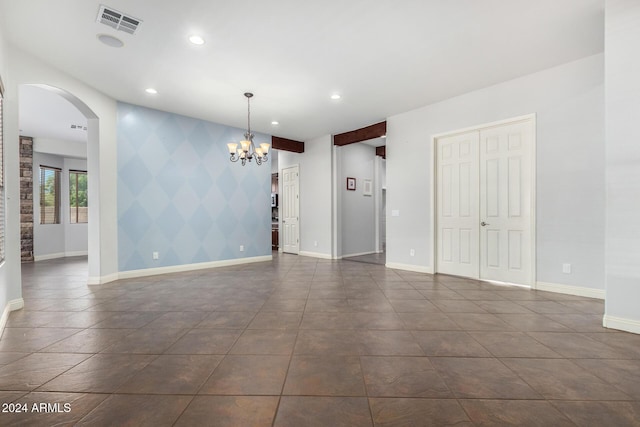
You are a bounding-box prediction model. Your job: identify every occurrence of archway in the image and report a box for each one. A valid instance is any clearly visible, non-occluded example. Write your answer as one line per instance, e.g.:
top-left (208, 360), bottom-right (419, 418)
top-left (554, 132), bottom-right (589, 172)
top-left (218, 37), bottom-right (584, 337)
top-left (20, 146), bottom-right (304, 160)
top-left (19, 83), bottom-right (102, 283)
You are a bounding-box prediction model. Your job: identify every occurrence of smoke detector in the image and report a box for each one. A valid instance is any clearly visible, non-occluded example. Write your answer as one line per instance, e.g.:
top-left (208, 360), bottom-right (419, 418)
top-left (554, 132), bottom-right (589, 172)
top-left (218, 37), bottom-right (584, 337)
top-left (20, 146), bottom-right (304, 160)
top-left (96, 5), bottom-right (142, 35)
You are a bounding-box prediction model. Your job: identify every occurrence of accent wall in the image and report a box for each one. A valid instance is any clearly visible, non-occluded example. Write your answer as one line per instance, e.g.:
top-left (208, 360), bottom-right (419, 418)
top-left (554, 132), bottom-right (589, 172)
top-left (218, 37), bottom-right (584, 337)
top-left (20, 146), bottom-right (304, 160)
top-left (117, 102), bottom-right (271, 272)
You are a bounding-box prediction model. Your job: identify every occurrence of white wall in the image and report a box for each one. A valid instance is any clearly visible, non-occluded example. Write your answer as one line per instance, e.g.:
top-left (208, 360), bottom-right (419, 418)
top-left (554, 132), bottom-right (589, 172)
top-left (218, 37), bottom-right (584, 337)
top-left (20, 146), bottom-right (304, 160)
top-left (339, 143), bottom-right (376, 257)
top-left (387, 53), bottom-right (605, 290)
top-left (278, 135), bottom-right (333, 257)
top-left (7, 48), bottom-right (118, 284)
top-left (604, 0), bottom-right (640, 333)
top-left (34, 138), bottom-right (86, 159)
top-left (0, 20), bottom-right (24, 330)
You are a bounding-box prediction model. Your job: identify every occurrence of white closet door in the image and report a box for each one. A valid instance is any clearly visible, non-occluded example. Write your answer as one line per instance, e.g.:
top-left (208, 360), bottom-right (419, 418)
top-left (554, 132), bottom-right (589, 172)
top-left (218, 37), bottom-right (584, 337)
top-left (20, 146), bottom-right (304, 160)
top-left (281, 165), bottom-right (300, 254)
top-left (479, 120), bottom-right (533, 284)
top-left (436, 131), bottom-right (480, 278)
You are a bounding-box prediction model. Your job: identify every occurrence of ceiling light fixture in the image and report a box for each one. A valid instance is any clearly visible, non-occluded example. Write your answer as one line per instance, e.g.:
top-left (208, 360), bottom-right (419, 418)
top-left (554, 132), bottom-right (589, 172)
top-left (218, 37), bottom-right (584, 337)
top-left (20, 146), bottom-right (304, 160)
top-left (331, 94), bottom-right (341, 100)
top-left (271, 121), bottom-right (279, 125)
top-left (227, 93), bottom-right (270, 166)
top-left (188, 35), bottom-right (205, 45)
top-left (145, 88), bottom-right (158, 94)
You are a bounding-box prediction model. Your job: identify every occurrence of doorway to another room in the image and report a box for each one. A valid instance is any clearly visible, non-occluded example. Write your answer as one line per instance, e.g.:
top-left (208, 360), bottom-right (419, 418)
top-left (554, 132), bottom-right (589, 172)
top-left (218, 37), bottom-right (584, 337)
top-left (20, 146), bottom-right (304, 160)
top-left (338, 135), bottom-right (387, 266)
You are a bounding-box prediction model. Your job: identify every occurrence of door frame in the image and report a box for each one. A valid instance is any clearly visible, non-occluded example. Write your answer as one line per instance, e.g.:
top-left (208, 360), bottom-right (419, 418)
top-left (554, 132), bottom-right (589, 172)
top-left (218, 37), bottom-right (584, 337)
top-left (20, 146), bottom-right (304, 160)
top-left (430, 113), bottom-right (537, 287)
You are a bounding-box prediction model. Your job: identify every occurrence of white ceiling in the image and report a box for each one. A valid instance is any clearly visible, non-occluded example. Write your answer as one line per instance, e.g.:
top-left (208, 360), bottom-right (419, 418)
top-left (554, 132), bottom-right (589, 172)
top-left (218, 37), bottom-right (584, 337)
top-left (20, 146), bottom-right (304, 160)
top-left (19, 85), bottom-right (88, 143)
top-left (1, 0), bottom-right (604, 142)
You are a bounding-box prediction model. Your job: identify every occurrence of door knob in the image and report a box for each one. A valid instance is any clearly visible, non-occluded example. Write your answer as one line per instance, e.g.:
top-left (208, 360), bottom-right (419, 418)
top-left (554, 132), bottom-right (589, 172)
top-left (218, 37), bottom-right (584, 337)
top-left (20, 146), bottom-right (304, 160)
top-left (481, 221), bottom-right (490, 226)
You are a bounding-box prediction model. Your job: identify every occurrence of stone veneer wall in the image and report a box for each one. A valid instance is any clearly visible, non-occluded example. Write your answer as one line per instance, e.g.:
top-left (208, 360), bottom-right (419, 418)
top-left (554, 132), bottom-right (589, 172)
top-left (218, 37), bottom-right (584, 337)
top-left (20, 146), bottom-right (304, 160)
top-left (20, 135), bottom-right (33, 262)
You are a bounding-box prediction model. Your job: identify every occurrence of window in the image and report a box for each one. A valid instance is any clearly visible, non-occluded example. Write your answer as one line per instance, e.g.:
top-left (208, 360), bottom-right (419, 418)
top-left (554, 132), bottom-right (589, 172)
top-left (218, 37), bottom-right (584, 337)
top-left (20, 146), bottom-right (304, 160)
top-left (69, 170), bottom-right (88, 223)
top-left (0, 78), bottom-right (4, 262)
top-left (39, 166), bottom-right (61, 224)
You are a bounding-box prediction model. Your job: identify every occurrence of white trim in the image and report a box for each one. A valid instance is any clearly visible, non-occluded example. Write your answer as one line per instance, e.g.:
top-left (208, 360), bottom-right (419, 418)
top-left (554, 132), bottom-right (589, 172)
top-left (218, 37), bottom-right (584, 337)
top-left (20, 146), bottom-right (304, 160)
top-left (118, 255), bottom-right (273, 280)
top-left (87, 272), bottom-right (119, 285)
top-left (535, 281), bottom-right (605, 299)
top-left (65, 250), bottom-right (88, 257)
top-left (603, 315), bottom-right (640, 335)
top-left (431, 114), bottom-right (537, 286)
top-left (386, 262), bottom-right (434, 274)
top-left (85, 256), bottom-right (273, 285)
top-left (34, 251), bottom-right (88, 262)
top-left (0, 299), bottom-right (25, 337)
top-left (342, 251), bottom-right (377, 258)
top-left (34, 252), bottom-right (65, 261)
top-left (299, 251), bottom-right (334, 260)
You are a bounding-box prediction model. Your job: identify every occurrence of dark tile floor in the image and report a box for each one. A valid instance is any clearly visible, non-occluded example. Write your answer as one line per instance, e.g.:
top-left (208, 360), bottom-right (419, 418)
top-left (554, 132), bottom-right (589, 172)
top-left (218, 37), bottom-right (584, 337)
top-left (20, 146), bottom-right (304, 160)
top-left (1, 255), bottom-right (639, 426)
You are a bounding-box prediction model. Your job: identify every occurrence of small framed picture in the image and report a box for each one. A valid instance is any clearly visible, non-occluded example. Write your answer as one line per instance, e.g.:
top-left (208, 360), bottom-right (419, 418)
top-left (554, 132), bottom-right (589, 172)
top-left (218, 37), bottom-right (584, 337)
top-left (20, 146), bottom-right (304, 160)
top-left (363, 179), bottom-right (372, 196)
top-left (346, 177), bottom-right (356, 191)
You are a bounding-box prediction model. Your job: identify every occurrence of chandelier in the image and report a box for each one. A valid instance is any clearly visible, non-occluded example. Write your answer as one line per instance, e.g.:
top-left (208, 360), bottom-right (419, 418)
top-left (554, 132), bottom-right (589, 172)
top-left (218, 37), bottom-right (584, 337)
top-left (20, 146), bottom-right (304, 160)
top-left (227, 92), bottom-right (270, 166)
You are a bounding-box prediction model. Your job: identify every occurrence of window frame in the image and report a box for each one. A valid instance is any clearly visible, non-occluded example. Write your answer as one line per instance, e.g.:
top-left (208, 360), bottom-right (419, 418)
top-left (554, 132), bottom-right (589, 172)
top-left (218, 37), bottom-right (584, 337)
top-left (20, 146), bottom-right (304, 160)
top-left (69, 169), bottom-right (88, 224)
top-left (39, 165), bottom-right (62, 225)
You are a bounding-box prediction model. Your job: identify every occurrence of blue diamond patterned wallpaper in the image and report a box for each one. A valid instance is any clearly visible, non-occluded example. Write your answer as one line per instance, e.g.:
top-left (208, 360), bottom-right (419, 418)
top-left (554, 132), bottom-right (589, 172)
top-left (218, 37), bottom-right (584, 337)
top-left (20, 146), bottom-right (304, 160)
top-left (117, 102), bottom-right (271, 272)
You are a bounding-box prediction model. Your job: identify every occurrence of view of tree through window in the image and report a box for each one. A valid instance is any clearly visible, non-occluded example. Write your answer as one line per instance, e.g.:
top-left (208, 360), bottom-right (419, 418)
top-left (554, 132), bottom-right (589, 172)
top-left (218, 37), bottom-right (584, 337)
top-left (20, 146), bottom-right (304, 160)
top-left (40, 166), bottom-right (61, 224)
top-left (69, 170), bottom-right (88, 223)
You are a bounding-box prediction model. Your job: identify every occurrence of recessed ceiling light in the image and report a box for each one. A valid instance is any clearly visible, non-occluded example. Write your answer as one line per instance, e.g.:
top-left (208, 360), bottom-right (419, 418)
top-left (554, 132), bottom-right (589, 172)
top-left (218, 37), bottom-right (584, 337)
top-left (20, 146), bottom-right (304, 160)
top-left (331, 94), bottom-right (341, 100)
top-left (271, 121), bottom-right (279, 125)
top-left (145, 88), bottom-right (158, 94)
top-left (189, 35), bottom-right (205, 45)
top-left (97, 34), bottom-right (124, 48)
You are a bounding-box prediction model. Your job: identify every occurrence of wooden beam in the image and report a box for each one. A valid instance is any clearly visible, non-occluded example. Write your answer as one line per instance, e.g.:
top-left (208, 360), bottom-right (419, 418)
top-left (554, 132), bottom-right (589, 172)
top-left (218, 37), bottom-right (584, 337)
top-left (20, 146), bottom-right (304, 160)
top-left (376, 145), bottom-right (386, 159)
top-left (271, 136), bottom-right (304, 153)
top-left (333, 121), bottom-right (386, 146)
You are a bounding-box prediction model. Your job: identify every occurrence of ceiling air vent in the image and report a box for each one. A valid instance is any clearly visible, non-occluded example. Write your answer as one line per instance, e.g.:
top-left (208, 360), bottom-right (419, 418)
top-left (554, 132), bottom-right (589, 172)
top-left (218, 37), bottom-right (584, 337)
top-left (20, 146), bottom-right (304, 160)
top-left (96, 5), bottom-right (142, 35)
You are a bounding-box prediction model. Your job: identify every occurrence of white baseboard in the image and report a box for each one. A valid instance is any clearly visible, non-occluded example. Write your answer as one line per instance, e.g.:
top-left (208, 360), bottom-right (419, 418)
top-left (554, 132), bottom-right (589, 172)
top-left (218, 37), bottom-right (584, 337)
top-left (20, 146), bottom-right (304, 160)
top-left (117, 255), bottom-right (273, 281)
top-left (535, 281), bottom-right (605, 300)
top-left (0, 299), bottom-right (25, 337)
top-left (386, 262), bottom-right (434, 274)
top-left (34, 251), bottom-right (88, 262)
top-left (342, 251), bottom-right (376, 258)
top-left (603, 315), bottom-right (640, 335)
top-left (34, 252), bottom-right (65, 261)
top-left (87, 272), bottom-right (119, 286)
top-left (65, 251), bottom-right (88, 257)
top-left (299, 251), bottom-right (333, 260)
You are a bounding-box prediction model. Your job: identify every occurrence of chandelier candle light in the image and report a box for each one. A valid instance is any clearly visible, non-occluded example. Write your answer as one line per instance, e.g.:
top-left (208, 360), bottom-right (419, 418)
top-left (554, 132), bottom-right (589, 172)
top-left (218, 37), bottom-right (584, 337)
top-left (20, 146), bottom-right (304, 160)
top-left (227, 92), bottom-right (270, 166)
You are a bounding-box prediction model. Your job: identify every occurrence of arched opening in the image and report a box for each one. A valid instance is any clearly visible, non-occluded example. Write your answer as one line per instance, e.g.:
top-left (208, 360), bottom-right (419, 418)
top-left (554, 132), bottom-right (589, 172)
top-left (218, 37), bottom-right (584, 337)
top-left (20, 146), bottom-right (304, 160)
top-left (19, 83), bottom-right (101, 284)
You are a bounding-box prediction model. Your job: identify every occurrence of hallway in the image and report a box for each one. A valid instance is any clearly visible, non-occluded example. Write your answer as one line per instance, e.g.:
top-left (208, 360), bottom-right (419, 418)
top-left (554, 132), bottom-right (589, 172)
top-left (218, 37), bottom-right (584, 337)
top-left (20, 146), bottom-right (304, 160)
top-left (0, 256), bottom-right (639, 426)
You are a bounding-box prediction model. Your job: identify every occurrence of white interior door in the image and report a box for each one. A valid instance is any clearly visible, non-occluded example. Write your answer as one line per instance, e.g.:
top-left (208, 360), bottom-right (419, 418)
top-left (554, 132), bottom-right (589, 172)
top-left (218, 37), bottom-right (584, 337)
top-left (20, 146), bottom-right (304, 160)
top-left (436, 131), bottom-right (480, 278)
top-left (435, 117), bottom-right (534, 286)
top-left (282, 165), bottom-right (300, 254)
top-left (479, 120), bottom-right (533, 284)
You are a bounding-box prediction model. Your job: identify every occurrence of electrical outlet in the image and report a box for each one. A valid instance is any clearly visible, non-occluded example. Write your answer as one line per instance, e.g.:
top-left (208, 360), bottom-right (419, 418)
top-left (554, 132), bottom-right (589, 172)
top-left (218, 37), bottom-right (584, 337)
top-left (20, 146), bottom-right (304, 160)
top-left (562, 263), bottom-right (571, 274)
top-left (152, 251), bottom-right (159, 260)
top-left (239, 245), bottom-right (244, 252)
top-left (410, 249), bottom-right (415, 256)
